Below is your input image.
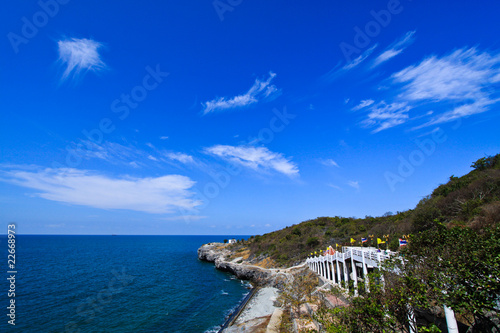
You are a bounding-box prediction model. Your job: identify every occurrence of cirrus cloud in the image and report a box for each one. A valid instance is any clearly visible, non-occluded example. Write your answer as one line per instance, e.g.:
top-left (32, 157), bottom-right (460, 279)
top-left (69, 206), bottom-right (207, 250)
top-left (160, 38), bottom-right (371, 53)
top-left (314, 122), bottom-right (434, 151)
top-left (0, 166), bottom-right (200, 214)
top-left (204, 145), bottom-right (299, 177)
top-left (202, 72), bottom-right (280, 114)
top-left (372, 30), bottom-right (416, 67)
top-left (58, 37), bottom-right (107, 82)
top-left (356, 47), bottom-right (500, 132)
top-left (164, 152), bottom-right (195, 164)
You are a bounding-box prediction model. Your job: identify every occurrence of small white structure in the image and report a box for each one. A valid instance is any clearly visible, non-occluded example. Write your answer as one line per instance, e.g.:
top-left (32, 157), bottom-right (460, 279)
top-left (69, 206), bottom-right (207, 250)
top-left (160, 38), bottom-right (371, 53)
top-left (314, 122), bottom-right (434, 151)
top-left (228, 239), bottom-right (237, 244)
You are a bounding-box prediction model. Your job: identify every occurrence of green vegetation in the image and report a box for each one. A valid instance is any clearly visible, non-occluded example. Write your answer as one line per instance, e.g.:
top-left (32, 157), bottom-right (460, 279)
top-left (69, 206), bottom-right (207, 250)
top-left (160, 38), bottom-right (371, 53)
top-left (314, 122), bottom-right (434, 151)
top-left (263, 154), bottom-right (500, 332)
top-left (313, 224), bottom-right (500, 332)
top-left (278, 271), bottom-right (319, 317)
top-left (233, 154), bottom-right (500, 268)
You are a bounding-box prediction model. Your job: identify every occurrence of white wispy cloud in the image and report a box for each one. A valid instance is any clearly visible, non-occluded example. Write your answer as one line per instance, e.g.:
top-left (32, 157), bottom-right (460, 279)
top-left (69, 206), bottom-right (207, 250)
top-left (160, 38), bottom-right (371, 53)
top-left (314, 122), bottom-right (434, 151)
top-left (394, 48), bottom-right (499, 101)
top-left (357, 47), bottom-right (500, 132)
top-left (68, 140), bottom-right (152, 167)
top-left (351, 99), bottom-right (375, 111)
top-left (418, 99), bottom-right (496, 128)
top-left (67, 141), bottom-right (199, 170)
top-left (392, 47), bottom-right (500, 127)
top-left (373, 31), bottom-right (416, 67)
top-left (57, 38), bottom-right (106, 81)
top-left (0, 166), bottom-right (200, 214)
top-left (70, 141), bottom-right (140, 163)
top-left (343, 44), bottom-right (378, 71)
top-left (320, 159), bottom-right (340, 167)
top-left (204, 145), bottom-right (299, 177)
top-left (359, 101), bottom-right (411, 133)
top-left (323, 45), bottom-right (378, 82)
top-left (129, 161), bottom-right (141, 168)
top-left (202, 72), bottom-right (280, 114)
top-left (347, 180), bottom-right (360, 189)
top-left (165, 152), bottom-right (195, 164)
top-left (328, 184), bottom-right (342, 190)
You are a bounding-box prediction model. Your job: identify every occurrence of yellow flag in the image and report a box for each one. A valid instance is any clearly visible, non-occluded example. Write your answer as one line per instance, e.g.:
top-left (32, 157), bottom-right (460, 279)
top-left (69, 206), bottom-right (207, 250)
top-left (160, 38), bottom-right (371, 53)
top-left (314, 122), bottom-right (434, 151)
top-left (377, 238), bottom-right (385, 244)
top-left (350, 238), bottom-right (355, 243)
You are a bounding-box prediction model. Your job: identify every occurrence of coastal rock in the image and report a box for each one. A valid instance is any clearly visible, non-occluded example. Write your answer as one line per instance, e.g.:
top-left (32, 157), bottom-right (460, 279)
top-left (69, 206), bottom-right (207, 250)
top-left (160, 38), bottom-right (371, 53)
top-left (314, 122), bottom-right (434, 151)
top-left (198, 243), bottom-right (290, 287)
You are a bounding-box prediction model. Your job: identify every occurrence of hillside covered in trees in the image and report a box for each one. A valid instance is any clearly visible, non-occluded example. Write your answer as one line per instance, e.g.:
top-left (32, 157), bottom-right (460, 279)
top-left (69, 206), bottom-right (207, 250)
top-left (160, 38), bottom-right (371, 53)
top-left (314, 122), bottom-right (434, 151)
top-left (230, 154), bottom-right (500, 267)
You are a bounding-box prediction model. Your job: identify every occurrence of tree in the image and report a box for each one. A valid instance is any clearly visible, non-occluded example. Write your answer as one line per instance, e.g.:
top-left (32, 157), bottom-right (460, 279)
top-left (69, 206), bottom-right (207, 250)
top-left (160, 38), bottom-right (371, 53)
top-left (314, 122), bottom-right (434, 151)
top-left (279, 271), bottom-right (319, 319)
top-left (306, 237), bottom-right (320, 248)
top-left (315, 224), bottom-right (500, 332)
top-left (396, 224), bottom-right (500, 330)
top-left (471, 154), bottom-right (500, 171)
top-left (315, 270), bottom-right (415, 333)
top-left (223, 239), bottom-right (228, 244)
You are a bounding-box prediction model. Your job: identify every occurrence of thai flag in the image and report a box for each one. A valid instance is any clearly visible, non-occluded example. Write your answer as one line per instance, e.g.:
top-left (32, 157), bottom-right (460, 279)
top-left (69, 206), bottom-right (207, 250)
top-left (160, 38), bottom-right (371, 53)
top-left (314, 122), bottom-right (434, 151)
top-left (361, 238), bottom-right (367, 243)
top-left (399, 238), bottom-right (407, 246)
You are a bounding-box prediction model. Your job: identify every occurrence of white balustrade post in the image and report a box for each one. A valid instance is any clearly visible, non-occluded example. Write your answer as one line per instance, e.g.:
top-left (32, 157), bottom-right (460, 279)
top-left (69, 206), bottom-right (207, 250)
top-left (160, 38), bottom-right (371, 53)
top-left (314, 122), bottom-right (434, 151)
top-left (362, 251), bottom-right (369, 293)
top-left (333, 257), bottom-right (336, 282)
top-left (343, 255), bottom-right (349, 289)
top-left (350, 251), bottom-right (358, 296)
top-left (336, 259), bottom-right (341, 285)
top-left (328, 256), bottom-right (333, 281)
top-left (325, 257), bottom-right (329, 280)
top-left (443, 304), bottom-right (459, 333)
top-left (330, 256), bottom-right (336, 283)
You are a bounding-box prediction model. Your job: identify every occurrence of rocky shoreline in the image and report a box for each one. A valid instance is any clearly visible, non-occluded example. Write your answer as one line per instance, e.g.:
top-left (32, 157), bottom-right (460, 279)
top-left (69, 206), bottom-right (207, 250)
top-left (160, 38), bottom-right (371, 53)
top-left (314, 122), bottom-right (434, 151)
top-left (198, 242), bottom-right (307, 332)
top-left (198, 242), bottom-right (285, 287)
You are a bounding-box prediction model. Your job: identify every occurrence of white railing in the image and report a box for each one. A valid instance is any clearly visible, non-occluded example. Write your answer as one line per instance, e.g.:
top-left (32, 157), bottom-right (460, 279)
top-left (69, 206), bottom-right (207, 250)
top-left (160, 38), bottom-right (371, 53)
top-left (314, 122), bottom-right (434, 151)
top-left (306, 247), bottom-right (392, 267)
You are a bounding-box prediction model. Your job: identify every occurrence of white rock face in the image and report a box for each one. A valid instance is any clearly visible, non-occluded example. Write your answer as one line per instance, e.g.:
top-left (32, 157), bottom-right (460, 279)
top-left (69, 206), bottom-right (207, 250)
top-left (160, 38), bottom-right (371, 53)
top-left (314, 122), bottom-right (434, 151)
top-left (197, 243), bottom-right (280, 287)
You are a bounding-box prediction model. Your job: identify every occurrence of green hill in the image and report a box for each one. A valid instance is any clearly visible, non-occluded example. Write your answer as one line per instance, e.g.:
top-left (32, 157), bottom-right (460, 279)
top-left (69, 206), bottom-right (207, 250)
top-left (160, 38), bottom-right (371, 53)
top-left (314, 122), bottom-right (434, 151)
top-left (230, 154), bottom-right (500, 267)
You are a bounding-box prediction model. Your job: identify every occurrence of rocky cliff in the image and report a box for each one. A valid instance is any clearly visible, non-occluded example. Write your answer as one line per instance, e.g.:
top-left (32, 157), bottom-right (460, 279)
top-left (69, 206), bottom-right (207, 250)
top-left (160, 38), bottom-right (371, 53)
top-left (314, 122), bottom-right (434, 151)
top-left (198, 242), bottom-right (304, 288)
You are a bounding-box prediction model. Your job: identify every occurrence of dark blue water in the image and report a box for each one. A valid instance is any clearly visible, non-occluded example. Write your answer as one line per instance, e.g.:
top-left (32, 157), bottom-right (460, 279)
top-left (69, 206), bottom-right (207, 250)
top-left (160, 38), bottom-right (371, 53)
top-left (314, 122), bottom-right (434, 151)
top-left (0, 235), bottom-right (251, 333)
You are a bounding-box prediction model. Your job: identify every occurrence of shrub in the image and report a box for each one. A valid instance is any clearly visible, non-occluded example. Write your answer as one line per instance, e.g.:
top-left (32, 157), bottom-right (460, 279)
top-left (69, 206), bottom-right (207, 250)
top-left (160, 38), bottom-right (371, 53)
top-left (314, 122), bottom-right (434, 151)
top-left (306, 237), bottom-right (320, 248)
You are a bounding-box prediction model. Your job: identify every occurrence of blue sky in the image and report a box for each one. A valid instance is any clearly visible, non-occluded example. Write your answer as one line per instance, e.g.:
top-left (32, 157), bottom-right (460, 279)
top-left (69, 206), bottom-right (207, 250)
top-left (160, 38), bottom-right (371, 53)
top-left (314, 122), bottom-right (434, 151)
top-left (1, 0), bottom-right (499, 235)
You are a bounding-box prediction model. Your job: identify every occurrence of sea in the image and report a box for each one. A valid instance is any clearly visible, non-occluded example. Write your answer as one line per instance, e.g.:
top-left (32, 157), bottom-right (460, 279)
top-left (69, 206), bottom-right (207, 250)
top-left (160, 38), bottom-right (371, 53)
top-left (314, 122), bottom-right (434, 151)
top-left (0, 235), bottom-right (252, 333)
